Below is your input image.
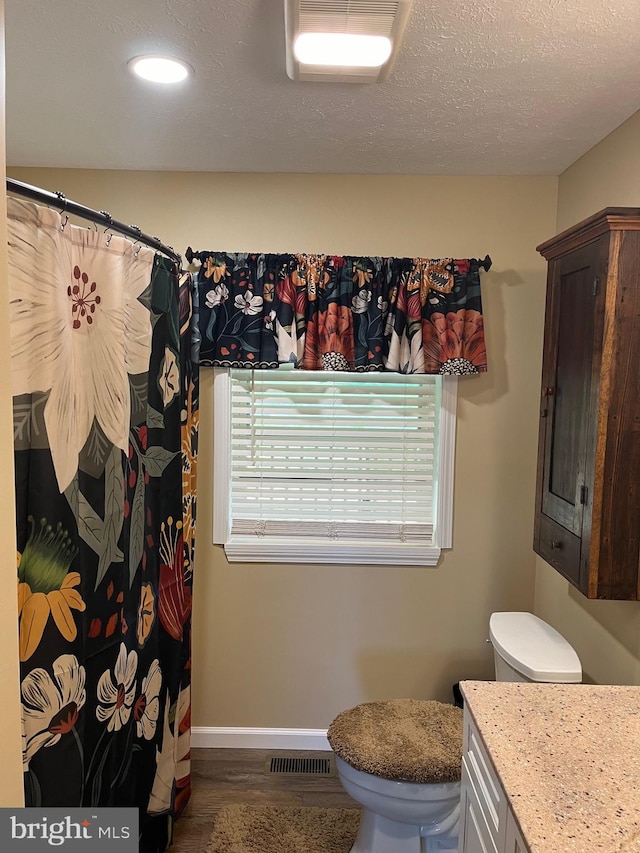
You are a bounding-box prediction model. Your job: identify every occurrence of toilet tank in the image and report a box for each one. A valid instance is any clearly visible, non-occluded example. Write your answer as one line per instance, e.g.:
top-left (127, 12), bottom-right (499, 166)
top-left (489, 612), bottom-right (582, 683)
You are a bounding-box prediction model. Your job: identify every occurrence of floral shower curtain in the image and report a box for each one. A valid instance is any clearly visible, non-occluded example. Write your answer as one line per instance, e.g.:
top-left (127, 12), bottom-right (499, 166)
top-left (8, 198), bottom-right (199, 853)
top-left (194, 251), bottom-right (488, 374)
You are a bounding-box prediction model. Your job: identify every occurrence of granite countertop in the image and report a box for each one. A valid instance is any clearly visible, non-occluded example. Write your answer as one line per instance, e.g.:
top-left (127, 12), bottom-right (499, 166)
top-left (460, 681), bottom-right (640, 853)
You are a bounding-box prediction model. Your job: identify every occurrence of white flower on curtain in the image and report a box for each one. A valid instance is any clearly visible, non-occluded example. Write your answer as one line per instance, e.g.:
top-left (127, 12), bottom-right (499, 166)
top-left (96, 642), bottom-right (138, 733)
top-left (234, 292), bottom-right (263, 315)
top-left (205, 283), bottom-right (228, 308)
top-left (148, 685), bottom-right (191, 814)
top-left (21, 654), bottom-right (86, 769)
top-left (159, 346), bottom-right (180, 407)
top-left (134, 659), bottom-right (162, 740)
top-left (7, 199), bottom-right (155, 493)
top-left (352, 289), bottom-right (371, 313)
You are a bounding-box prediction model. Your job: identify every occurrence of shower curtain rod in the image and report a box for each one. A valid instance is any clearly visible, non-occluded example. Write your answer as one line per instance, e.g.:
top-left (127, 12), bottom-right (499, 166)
top-left (6, 177), bottom-right (181, 263)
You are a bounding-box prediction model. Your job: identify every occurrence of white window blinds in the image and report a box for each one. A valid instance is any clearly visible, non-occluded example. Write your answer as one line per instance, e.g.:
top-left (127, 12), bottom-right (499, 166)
top-left (213, 367), bottom-right (457, 564)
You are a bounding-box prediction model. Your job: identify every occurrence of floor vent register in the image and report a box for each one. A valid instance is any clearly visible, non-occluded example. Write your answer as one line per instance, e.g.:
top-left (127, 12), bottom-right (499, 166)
top-left (266, 755), bottom-right (335, 776)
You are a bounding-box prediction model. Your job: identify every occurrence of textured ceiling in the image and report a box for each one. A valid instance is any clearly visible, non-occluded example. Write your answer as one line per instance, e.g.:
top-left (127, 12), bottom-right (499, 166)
top-left (5, 0), bottom-right (640, 175)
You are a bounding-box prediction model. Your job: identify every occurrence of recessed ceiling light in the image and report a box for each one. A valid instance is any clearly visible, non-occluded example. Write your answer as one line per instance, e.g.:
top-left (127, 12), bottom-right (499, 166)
top-left (128, 55), bottom-right (193, 84)
top-left (293, 33), bottom-right (392, 68)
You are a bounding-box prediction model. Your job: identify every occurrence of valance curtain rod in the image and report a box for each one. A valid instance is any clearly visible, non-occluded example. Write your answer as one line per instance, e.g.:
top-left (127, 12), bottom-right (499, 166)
top-left (184, 246), bottom-right (492, 271)
top-left (6, 177), bottom-right (181, 263)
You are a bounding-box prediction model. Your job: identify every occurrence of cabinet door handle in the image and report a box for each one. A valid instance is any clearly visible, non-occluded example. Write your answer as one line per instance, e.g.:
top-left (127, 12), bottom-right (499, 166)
top-left (550, 540), bottom-right (563, 550)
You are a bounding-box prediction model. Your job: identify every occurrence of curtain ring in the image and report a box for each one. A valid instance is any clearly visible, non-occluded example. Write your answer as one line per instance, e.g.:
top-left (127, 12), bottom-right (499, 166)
top-left (106, 232), bottom-right (113, 248)
top-left (54, 191), bottom-right (67, 215)
top-left (54, 191), bottom-right (68, 230)
top-left (129, 224), bottom-right (142, 257)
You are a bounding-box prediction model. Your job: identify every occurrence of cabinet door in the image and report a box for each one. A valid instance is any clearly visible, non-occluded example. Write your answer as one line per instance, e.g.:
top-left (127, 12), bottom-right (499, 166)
top-left (535, 241), bottom-right (605, 586)
top-left (458, 778), bottom-right (499, 853)
top-left (540, 244), bottom-right (600, 532)
top-left (504, 809), bottom-right (527, 853)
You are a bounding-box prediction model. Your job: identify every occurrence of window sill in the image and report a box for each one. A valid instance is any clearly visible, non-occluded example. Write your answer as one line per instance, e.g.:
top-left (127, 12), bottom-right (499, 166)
top-left (222, 536), bottom-right (443, 566)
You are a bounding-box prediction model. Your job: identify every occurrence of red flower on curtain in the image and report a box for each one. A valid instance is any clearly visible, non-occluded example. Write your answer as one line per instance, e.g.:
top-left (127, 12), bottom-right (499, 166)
top-left (303, 303), bottom-right (355, 371)
top-left (422, 309), bottom-right (487, 374)
top-left (277, 271), bottom-right (307, 316)
top-left (158, 519), bottom-right (192, 642)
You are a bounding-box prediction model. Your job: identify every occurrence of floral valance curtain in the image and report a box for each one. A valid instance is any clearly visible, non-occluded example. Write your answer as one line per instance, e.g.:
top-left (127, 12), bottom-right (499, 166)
top-left (194, 252), bottom-right (489, 375)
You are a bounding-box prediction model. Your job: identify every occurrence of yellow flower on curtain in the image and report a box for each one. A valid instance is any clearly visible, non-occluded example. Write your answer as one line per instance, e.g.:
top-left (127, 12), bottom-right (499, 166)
top-left (17, 517), bottom-right (86, 662)
top-left (203, 255), bottom-right (227, 282)
top-left (352, 259), bottom-right (373, 288)
top-left (137, 583), bottom-right (156, 648)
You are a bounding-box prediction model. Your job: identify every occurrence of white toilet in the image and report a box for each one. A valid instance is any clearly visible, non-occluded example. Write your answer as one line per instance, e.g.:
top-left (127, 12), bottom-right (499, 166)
top-left (330, 611), bottom-right (582, 853)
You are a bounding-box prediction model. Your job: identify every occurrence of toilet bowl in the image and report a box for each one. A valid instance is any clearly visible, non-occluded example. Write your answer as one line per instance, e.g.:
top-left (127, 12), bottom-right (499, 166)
top-left (328, 698), bottom-right (464, 853)
top-left (336, 756), bottom-right (460, 852)
top-left (330, 612), bottom-right (582, 853)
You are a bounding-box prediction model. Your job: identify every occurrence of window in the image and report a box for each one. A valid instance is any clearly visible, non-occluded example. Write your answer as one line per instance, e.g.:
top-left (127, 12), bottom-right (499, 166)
top-left (213, 367), bottom-right (457, 565)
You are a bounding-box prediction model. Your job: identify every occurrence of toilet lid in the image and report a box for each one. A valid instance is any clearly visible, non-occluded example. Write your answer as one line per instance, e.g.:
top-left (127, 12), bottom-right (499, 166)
top-left (327, 698), bottom-right (463, 784)
top-left (490, 612), bottom-right (582, 682)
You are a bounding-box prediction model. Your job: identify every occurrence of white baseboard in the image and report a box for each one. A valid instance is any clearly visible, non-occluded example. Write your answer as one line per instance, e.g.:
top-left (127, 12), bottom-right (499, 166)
top-left (191, 726), bottom-right (331, 751)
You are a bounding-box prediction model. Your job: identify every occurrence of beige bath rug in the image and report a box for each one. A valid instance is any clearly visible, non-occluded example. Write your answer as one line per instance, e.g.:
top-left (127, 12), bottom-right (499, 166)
top-left (207, 804), bottom-right (360, 853)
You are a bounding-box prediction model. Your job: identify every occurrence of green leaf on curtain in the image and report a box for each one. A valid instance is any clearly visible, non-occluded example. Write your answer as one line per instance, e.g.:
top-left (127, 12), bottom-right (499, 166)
top-left (13, 393), bottom-right (49, 450)
top-left (357, 320), bottom-right (369, 349)
top-left (79, 421), bottom-right (111, 477)
top-left (95, 447), bottom-right (126, 589)
top-left (138, 282), bottom-right (152, 312)
top-left (26, 769), bottom-right (42, 808)
top-left (105, 446), bottom-right (125, 531)
top-left (129, 470), bottom-right (145, 587)
top-left (64, 477), bottom-right (104, 555)
top-left (142, 446), bottom-right (178, 478)
top-left (237, 338), bottom-right (260, 353)
top-left (129, 373), bottom-right (148, 427)
top-left (90, 735), bottom-right (115, 806)
top-left (146, 406), bottom-right (165, 429)
top-left (13, 400), bottom-right (31, 447)
top-left (96, 518), bottom-right (124, 591)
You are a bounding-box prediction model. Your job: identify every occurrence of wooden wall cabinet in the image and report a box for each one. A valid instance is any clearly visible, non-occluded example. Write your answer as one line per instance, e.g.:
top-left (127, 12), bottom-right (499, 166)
top-left (534, 208), bottom-right (640, 600)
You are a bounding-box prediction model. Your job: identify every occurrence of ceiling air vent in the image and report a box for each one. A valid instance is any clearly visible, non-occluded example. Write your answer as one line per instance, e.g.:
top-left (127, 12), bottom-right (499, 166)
top-left (285, 0), bottom-right (414, 83)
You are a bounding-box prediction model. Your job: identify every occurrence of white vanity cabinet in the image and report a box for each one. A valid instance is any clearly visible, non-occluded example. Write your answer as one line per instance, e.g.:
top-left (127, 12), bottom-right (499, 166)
top-left (458, 709), bottom-right (529, 853)
top-left (458, 680), bottom-right (640, 853)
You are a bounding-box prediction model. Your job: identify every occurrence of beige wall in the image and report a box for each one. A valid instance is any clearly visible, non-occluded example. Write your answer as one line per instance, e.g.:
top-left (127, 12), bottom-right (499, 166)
top-left (556, 110), bottom-right (640, 232)
top-left (8, 167), bottom-right (556, 728)
top-left (0, 0), bottom-right (26, 804)
top-left (535, 109), bottom-right (640, 686)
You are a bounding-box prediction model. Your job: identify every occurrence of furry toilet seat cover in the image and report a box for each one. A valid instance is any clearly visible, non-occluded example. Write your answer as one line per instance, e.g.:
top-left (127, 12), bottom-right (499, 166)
top-left (327, 698), bottom-right (463, 784)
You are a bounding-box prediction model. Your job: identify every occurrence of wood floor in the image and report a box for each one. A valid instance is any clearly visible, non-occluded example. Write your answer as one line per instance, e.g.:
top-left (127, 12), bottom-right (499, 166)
top-left (171, 748), bottom-right (358, 851)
